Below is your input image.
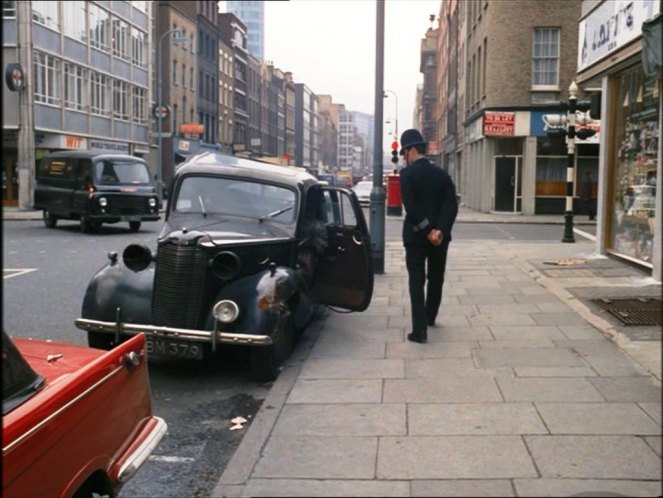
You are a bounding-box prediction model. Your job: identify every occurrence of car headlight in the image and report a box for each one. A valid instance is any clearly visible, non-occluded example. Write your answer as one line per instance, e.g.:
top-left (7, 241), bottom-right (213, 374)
top-left (149, 197), bottom-right (157, 207)
top-left (99, 197), bottom-right (108, 207)
top-left (213, 300), bottom-right (239, 324)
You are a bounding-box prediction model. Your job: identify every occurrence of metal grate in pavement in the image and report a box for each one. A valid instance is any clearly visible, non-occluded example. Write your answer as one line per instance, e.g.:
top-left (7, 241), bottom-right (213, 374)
top-left (591, 297), bottom-right (662, 326)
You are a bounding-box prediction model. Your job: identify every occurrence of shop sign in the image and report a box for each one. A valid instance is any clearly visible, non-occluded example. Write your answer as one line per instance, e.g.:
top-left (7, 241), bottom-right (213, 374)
top-left (578, 0), bottom-right (661, 72)
top-left (178, 139), bottom-right (191, 152)
top-left (179, 123), bottom-right (204, 136)
top-left (89, 139), bottom-right (129, 154)
top-left (483, 112), bottom-right (515, 136)
top-left (64, 135), bottom-right (86, 149)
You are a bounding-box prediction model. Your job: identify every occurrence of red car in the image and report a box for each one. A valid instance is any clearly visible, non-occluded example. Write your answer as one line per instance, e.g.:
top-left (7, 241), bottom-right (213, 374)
top-left (2, 331), bottom-right (166, 498)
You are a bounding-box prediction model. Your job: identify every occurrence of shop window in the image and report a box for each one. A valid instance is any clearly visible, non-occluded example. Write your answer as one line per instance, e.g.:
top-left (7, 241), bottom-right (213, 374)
top-left (609, 67), bottom-right (659, 264)
top-left (535, 137), bottom-right (566, 196)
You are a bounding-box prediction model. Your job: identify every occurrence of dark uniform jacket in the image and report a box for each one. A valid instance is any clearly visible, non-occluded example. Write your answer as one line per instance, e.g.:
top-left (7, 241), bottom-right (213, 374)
top-left (399, 157), bottom-right (458, 245)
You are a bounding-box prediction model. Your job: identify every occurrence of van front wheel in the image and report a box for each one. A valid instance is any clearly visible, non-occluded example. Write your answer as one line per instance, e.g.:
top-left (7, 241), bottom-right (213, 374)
top-left (43, 210), bottom-right (58, 228)
top-left (129, 221), bottom-right (142, 232)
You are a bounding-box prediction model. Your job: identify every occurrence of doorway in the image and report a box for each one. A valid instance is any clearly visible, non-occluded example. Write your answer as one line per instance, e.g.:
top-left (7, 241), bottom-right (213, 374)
top-left (494, 156), bottom-right (522, 212)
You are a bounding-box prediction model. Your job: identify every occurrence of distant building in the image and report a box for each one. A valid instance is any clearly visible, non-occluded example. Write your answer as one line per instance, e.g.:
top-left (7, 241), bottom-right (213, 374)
top-left (225, 1), bottom-right (264, 61)
top-left (294, 83), bottom-right (319, 173)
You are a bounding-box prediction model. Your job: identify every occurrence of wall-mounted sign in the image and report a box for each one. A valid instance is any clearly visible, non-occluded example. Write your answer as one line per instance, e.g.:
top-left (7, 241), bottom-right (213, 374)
top-left (90, 139), bottom-right (129, 154)
top-left (483, 112), bottom-right (515, 136)
top-left (179, 123), bottom-right (204, 135)
top-left (578, 0), bottom-right (661, 72)
top-left (178, 140), bottom-right (190, 152)
top-left (5, 63), bottom-right (25, 92)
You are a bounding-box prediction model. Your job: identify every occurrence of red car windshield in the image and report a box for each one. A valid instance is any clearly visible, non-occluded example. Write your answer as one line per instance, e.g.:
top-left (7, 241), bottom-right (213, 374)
top-left (2, 331), bottom-right (45, 415)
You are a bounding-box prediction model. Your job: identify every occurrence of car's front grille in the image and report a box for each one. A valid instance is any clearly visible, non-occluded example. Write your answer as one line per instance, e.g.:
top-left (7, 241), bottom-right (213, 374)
top-left (108, 195), bottom-right (150, 215)
top-left (152, 242), bottom-right (207, 328)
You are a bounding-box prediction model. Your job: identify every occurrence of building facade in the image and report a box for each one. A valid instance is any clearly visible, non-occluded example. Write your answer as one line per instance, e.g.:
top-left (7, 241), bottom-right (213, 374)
top-left (294, 83), bottom-right (319, 172)
top-left (218, 36), bottom-right (234, 153)
top-left (421, 23), bottom-right (439, 166)
top-left (576, 0), bottom-right (661, 279)
top-left (3, 0), bottom-right (152, 208)
top-left (225, 0), bottom-right (264, 61)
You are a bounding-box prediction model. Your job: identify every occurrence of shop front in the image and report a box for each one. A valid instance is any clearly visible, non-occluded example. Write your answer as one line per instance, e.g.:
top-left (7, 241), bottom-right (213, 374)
top-left (577, 1), bottom-right (661, 278)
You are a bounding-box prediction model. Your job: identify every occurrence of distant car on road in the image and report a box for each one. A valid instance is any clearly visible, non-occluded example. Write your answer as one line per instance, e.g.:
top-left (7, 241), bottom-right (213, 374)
top-left (352, 180), bottom-right (372, 206)
top-left (76, 152), bottom-right (374, 381)
top-left (2, 331), bottom-right (166, 498)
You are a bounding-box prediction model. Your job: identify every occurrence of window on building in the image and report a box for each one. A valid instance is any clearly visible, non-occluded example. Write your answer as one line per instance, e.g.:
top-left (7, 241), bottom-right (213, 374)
top-left (90, 72), bottom-right (111, 116)
top-left (190, 67), bottom-right (195, 92)
top-left (3, 1), bottom-right (17, 18)
top-left (532, 27), bottom-right (560, 88)
top-left (173, 60), bottom-right (178, 85)
top-left (112, 17), bottom-right (130, 60)
top-left (89, 3), bottom-right (110, 51)
top-left (64, 63), bottom-right (87, 111)
top-left (132, 86), bottom-right (147, 124)
top-left (131, 28), bottom-right (146, 67)
top-left (33, 52), bottom-right (61, 106)
top-left (182, 63), bottom-right (186, 88)
top-left (112, 80), bottom-right (130, 120)
top-left (131, 1), bottom-right (147, 13)
top-left (190, 33), bottom-right (195, 54)
top-left (63, 1), bottom-right (86, 42)
top-left (32, 1), bottom-right (59, 30)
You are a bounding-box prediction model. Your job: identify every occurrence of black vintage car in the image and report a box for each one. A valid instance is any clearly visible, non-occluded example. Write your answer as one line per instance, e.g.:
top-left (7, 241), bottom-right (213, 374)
top-left (75, 153), bottom-right (374, 380)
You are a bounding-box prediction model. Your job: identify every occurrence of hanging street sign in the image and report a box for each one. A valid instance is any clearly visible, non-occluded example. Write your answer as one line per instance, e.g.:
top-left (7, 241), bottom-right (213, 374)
top-left (5, 63), bottom-right (25, 92)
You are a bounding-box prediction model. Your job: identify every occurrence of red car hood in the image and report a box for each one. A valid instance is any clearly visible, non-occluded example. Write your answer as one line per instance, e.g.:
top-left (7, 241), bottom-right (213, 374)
top-left (12, 337), bottom-right (106, 384)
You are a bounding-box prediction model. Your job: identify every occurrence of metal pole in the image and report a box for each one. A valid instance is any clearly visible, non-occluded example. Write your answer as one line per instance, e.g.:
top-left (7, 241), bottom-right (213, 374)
top-left (17, 1), bottom-right (35, 211)
top-left (562, 81), bottom-right (577, 243)
top-left (370, 0), bottom-right (386, 274)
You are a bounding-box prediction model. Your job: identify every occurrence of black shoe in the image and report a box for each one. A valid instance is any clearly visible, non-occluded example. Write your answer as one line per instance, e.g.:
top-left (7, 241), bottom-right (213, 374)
top-left (407, 330), bottom-right (427, 344)
top-left (427, 318), bottom-right (436, 327)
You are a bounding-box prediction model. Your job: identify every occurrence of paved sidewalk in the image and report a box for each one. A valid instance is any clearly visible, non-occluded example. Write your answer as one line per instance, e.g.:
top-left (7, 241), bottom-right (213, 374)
top-left (213, 234), bottom-right (661, 497)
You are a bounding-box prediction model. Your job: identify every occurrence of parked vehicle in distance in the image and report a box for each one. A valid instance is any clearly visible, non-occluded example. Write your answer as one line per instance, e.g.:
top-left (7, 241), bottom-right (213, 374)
top-left (34, 151), bottom-right (160, 233)
top-left (76, 152), bottom-right (374, 381)
top-left (2, 331), bottom-right (166, 498)
top-left (352, 180), bottom-right (373, 206)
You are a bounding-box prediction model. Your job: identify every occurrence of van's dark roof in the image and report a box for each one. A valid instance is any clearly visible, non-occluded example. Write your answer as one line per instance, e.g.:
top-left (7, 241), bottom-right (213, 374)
top-left (40, 151), bottom-right (146, 161)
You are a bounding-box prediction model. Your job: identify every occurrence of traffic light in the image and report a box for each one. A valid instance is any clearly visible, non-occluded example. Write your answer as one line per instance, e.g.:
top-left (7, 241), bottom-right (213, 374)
top-left (391, 140), bottom-right (399, 164)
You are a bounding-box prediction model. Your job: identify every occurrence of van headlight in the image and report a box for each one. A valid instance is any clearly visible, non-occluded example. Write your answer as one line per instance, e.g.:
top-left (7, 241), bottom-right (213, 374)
top-left (149, 197), bottom-right (157, 207)
top-left (98, 197), bottom-right (108, 207)
top-left (213, 300), bottom-right (239, 324)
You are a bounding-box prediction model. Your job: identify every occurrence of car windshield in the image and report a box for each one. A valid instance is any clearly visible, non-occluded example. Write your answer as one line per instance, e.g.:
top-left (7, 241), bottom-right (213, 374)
top-left (354, 182), bottom-right (372, 193)
top-left (94, 160), bottom-right (151, 185)
top-left (173, 176), bottom-right (297, 223)
top-left (2, 331), bottom-right (45, 415)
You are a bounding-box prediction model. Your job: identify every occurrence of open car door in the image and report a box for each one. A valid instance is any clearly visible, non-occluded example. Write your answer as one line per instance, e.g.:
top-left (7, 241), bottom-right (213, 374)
top-left (312, 187), bottom-right (374, 311)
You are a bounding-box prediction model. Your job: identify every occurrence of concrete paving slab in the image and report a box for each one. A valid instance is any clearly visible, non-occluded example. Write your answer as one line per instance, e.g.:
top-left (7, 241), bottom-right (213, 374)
top-left (287, 379), bottom-right (383, 404)
top-left (408, 402), bottom-right (547, 435)
top-left (556, 324), bottom-right (606, 340)
top-left (387, 341), bottom-right (475, 359)
top-left (638, 402), bottom-right (662, 424)
top-left (477, 303), bottom-right (541, 314)
top-left (488, 325), bottom-right (566, 341)
top-left (535, 302), bottom-right (575, 312)
top-left (524, 435), bottom-right (662, 479)
top-left (644, 436), bottom-right (662, 457)
top-left (242, 479), bottom-right (411, 497)
top-left (535, 402), bottom-right (662, 435)
top-left (588, 377), bottom-right (662, 402)
top-left (531, 312), bottom-right (588, 326)
top-left (299, 358), bottom-right (404, 379)
top-left (309, 339), bottom-right (386, 359)
top-left (405, 358), bottom-right (514, 379)
top-left (377, 436), bottom-right (537, 479)
top-left (497, 378), bottom-right (604, 402)
top-left (465, 287), bottom-right (523, 296)
top-left (474, 347), bottom-right (584, 368)
top-left (513, 478), bottom-right (662, 497)
top-left (478, 339), bottom-right (557, 349)
top-left (253, 435), bottom-right (377, 479)
top-left (273, 403), bottom-right (406, 436)
top-left (468, 313), bottom-right (536, 326)
top-left (513, 293), bottom-right (566, 304)
top-left (384, 377), bottom-right (503, 403)
top-left (411, 479), bottom-right (515, 497)
top-left (434, 304), bottom-right (479, 316)
top-left (428, 325), bottom-right (493, 342)
top-left (458, 294), bottom-right (517, 305)
top-left (514, 366), bottom-right (597, 377)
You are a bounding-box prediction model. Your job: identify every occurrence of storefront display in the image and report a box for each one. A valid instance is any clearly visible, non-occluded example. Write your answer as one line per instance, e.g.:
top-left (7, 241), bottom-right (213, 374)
top-left (610, 66), bottom-right (659, 264)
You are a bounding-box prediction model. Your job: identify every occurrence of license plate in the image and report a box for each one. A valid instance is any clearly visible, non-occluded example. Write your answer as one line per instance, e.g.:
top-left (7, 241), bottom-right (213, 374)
top-left (146, 337), bottom-right (204, 360)
top-left (125, 215), bottom-right (142, 222)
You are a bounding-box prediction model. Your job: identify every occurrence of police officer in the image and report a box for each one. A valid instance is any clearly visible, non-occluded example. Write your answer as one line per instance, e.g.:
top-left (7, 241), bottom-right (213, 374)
top-left (399, 129), bottom-right (458, 344)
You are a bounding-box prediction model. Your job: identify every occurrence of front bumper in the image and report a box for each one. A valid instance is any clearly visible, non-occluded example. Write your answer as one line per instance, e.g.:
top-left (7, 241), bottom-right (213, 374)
top-left (75, 318), bottom-right (273, 347)
top-left (87, 214), bottom-right (161, 223)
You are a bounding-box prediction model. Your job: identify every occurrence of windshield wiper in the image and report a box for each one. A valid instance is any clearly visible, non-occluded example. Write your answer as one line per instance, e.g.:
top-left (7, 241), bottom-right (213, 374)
top-left (259, 205), bottom-right (294, 222)
top-left (198, 195), bottom-right (207, 218)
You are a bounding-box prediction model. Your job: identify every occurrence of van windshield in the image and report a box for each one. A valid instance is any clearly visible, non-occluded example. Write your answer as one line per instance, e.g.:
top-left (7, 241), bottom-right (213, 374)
top-left (94, 160), bottom-right (151, 185)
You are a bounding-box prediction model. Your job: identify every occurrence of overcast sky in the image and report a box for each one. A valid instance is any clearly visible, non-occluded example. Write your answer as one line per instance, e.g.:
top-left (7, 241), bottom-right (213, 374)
top-left (221, 0), bottom-right (440, 145)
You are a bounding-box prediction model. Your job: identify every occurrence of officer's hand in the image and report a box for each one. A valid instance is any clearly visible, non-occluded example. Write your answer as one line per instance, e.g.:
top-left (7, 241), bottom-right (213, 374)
top-left (427, 229), bottom-right (442, 246)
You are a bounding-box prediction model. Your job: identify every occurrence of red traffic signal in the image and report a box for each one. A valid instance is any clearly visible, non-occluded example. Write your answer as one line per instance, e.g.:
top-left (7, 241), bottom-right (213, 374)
top-left (391, 140), bottom-right (399, 150)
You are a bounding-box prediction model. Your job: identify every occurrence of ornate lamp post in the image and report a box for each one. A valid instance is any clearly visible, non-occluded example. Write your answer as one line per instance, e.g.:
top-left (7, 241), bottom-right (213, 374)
top-left (383, 89), bottom-right (398, 138)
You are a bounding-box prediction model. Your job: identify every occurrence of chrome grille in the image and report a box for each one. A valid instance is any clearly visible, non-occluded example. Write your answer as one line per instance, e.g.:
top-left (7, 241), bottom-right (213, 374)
top-left (107, 195), bottom-right (150, 215)
top-left (152, 242), bottom-right (208, 328)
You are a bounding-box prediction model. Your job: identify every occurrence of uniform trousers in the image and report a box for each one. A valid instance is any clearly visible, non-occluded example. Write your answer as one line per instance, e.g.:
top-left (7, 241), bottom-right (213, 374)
top-left (404, 237), bottom-right (450, 333)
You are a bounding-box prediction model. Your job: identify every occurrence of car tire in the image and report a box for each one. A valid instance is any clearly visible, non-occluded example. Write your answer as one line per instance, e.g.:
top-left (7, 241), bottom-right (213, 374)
top-left (129, 221), bottom-right (142, 232)
top-left (43, 210), bottom-right (58, 228)
top-left (249, 312), bottom-right (294, 382)
top-left (87, 331), bottom-right (115, 350)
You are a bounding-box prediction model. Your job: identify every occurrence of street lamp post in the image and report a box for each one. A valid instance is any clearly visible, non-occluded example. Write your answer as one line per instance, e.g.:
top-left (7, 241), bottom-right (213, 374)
top-left (156, 29), bottom-right (187, 206)
top-left (383, 89), bottom-right (398, 138)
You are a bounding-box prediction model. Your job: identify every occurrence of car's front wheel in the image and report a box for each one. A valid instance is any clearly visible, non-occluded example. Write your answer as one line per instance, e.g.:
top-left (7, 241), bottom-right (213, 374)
top-left (249, 312), bottom-right (294, 382)
top-left (129, 221), bottom-right (142, 232)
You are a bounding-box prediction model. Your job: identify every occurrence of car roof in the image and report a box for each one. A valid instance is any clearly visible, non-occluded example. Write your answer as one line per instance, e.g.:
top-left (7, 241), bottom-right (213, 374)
top-left (174, 152), bottom-right (319, 189)
top-left (40, 151), bottom-right (146, 162)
